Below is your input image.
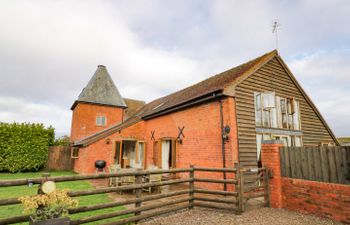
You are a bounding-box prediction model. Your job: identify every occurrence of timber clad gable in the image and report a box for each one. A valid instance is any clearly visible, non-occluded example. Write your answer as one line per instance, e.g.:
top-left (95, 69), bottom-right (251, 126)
top-left (234, 56), bottom-right (336, 167)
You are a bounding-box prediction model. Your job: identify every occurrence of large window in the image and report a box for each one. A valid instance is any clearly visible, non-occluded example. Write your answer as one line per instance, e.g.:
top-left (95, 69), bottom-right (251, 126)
top-left (255, 92), bottom-right (277, 128)
top-left (255, 92), bottom-right (301, 130)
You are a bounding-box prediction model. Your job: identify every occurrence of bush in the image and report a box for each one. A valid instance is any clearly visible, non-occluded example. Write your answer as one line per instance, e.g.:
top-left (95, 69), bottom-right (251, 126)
top-left (0, 122), bottom-right (55, 172)
top-left (53, 135), bottom-right (70, 146)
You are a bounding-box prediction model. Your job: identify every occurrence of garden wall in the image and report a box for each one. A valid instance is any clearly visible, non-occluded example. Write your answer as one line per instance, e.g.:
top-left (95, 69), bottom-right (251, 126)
top-left (261, 141), bottom-right (350, 224)
top-left (281, 177), bottom-right (350, 223)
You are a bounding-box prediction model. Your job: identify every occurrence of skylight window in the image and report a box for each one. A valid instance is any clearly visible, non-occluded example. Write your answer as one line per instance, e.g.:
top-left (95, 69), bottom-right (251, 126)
top-left (153, 102), bottom-right (166, 110)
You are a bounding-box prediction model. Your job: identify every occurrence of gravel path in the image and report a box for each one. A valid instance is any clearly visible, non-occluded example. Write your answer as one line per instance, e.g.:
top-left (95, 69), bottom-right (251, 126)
top-left (140, 207), bottom-right (341, 225)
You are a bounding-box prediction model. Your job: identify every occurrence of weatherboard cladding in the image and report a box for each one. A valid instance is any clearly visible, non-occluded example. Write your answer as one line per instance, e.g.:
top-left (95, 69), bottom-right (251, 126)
top-left (71, 65), bottom-right (127, 110)
top-left (235, 57), bottom-right (337, 167)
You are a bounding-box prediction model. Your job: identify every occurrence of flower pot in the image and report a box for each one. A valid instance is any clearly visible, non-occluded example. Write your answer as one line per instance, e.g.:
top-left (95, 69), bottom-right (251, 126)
top-left (29, 216), bottom-right (70, 225)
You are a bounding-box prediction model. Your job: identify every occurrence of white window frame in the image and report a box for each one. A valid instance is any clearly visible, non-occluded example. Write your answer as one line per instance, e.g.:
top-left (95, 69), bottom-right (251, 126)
top-left (96, 116), bottom-right (107, 126)
top-left (71, 147), bottom-right (79, 159)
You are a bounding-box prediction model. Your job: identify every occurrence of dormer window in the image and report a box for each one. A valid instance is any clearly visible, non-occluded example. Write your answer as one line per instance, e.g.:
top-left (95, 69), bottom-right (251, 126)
top-left (96, 116), bottom-right (106, 126)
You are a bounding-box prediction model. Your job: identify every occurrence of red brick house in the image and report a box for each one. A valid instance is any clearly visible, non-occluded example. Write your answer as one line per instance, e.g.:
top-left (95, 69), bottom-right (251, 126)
top-left (70, 50), bottom-right (339, 175)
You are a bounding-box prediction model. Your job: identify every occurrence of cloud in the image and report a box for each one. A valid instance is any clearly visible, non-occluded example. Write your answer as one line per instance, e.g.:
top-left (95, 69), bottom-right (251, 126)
top-left (0, 0), bottom-right (349, 137)
top-left (0, 96), bottom-right (71, 137)
top-left (0, 0), bottom-right (212, 136)
top-left (289, 49), bottom-right (350, 136)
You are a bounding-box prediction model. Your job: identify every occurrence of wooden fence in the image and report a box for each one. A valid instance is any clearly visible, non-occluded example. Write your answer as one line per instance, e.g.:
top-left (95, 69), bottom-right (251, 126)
top-left (279, 146), bottom-right (350, 184)
top-left (0, 165), bottom-right (270, 225)
top-left (45, 145), bottom-right (73, 171)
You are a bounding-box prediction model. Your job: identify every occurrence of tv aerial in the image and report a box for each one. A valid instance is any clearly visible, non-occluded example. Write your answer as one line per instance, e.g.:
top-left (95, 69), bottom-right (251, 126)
top-left (272, 20), bottom-right (281, 49)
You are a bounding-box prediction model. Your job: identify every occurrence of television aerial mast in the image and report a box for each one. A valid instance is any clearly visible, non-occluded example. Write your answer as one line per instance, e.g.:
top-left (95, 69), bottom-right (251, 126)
top-left (272, 20), bottom-right (281, 50)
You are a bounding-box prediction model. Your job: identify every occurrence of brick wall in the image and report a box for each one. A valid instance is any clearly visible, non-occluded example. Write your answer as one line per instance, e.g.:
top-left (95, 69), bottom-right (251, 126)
top-left (144, 97), bottom-right (238, 190)
top-left (73, 97), bottom-right (239, 191)
top-left (73, 121), bottom-right (146, 174)
top-left (282, 178), bottom-right (350, 223)
top-left (261, 141), bottom-right (350, 223)
top-left (70, 103), bottom-right (124, 142)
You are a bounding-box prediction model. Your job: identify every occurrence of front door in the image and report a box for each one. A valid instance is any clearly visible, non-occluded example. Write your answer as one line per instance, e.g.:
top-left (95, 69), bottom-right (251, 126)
top-left (161, 140), bottom-right (171, 169)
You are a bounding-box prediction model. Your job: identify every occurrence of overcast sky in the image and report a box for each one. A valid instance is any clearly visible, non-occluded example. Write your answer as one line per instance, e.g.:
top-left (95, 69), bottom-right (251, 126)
top-left (0, 0), bottom-right (349, 137)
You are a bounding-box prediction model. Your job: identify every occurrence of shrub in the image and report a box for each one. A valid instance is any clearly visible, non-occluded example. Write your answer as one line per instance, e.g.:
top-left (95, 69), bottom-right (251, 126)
top-left (19, 189), bottom-right (78, 221)
top-left (53, 135), bottom-right (71, 146)
top-left (0, 122), bottom-right (55, 172)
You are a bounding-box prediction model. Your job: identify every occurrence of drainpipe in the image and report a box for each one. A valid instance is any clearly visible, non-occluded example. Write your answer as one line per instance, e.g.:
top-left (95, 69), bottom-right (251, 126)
top-left (219, 99), bottom-right (227, 192)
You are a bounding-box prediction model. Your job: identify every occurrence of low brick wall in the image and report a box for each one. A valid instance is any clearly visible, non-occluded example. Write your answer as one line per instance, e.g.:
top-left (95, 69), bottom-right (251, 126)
top-left (261, 140), bottom-right (350, 224)
top-left (282, 177), bottom-right (350, 223)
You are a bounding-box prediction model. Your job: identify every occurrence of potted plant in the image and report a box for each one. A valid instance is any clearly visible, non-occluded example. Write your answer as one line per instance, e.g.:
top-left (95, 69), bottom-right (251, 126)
top-left (19, 189), bottom-right (78, 225)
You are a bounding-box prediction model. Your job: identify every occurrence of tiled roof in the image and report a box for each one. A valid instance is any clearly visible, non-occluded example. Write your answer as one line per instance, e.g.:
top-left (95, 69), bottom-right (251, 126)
top-left (123, 98), bottom-right (146, 120)
top-left (73, 50), bottom-right (277, 146)
top-left (71, 65), bottom-right (127, 110)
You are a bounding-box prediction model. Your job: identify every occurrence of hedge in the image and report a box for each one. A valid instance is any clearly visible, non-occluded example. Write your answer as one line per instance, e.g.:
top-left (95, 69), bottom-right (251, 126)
top-left (0, 122), bottom-right (54, 172)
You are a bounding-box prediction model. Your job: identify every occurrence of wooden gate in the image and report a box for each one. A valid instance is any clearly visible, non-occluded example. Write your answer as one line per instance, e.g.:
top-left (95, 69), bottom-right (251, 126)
top-left (239, 167), bottom-right (271, 211)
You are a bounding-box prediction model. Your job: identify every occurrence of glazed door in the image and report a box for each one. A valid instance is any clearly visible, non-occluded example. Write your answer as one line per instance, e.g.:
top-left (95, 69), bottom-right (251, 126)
top-left (161, 140), bottom-right (170, 169)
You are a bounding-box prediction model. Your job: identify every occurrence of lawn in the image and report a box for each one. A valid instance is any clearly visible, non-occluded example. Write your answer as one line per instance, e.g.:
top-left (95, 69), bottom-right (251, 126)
top-left (0, 171), bottom-right (129, 225)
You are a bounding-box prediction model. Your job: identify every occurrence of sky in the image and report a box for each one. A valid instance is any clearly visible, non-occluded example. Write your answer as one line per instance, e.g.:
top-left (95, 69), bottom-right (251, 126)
top-left (0, 0), bottom-right (349, 137)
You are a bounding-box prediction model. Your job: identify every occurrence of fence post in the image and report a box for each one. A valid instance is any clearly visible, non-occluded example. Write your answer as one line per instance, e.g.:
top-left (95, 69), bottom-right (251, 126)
top-left (263, 167), bottom-right (270, 207)
top-left (235, 164), bottom-right (244, 214)
top-left (135, 168), bottom-right (143, 223)
top-left (189, 165), bottom-right (194, 209)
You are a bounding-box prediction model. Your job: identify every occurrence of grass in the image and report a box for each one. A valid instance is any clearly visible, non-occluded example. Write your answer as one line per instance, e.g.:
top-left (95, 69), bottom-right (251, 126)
top-left (338, 137), bottom-right (350, 143)
top-left (0, 171), bottom-right (129, 225)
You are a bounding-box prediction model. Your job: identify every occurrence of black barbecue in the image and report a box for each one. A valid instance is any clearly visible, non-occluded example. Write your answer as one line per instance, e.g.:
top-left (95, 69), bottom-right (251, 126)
top-left (95, 160), bottom-right (106, 171)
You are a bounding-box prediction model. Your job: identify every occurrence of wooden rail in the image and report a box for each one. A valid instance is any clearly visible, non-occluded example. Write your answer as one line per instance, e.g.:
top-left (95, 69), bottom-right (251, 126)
top-left (0, 168), bottom-right (191, 187)
top-left (0, 165), bottom-right (271, 225)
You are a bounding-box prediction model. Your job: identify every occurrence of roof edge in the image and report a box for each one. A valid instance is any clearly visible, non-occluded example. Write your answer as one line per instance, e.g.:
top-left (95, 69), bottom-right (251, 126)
top-left (225, 49), bottom-right (278, 93)
top-left (274, 55), bottom-right (340, 145)
top-left (71, 100), bottom-right (128, 110)
top-left (73, 118), bottom-right (142, 147)
top-left (73, 90), bottom-right (224, 147)
top-left (143, 90), bottom-right (224, 120)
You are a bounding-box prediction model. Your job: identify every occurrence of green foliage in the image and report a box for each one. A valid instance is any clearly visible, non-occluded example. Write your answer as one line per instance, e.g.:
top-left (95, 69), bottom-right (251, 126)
top-left (0, 122), bottom-right (55, 172)
top-left (53, 135), bottom-right (71, 146)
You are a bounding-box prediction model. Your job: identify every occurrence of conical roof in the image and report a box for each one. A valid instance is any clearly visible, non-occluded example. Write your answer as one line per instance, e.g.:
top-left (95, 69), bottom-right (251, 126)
top-left (71, 65), bottom-right (127, 110)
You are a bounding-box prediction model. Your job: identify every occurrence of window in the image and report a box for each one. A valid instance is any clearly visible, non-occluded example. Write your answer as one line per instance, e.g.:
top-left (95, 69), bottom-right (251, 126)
top-left (279, 97), bottom-right (288, 128)
top-left (273, 135), bottom-right (303, 147)
top-left (256, 133), bottom-right (272, 161)
top-left (293, 100), bottom-right (301, 130)
top-left (255, 93), bottom-right (262, 126)
top-left (269, 95), bottom-right (301, 130)
top-left (255, 92), bottom-right (277, 128)
top-left (137, 142), bottom-right (145, 168)
top-left (320, 142), bottom-right (334, 147)
top-left (96, 116), bottom-right (106, 126)
top-left (71, 148), bottom-right (79, 158)
top-left (114, 141), bottom-right (121, 165)
top-left (293, 136), bottom-right (302, 147)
